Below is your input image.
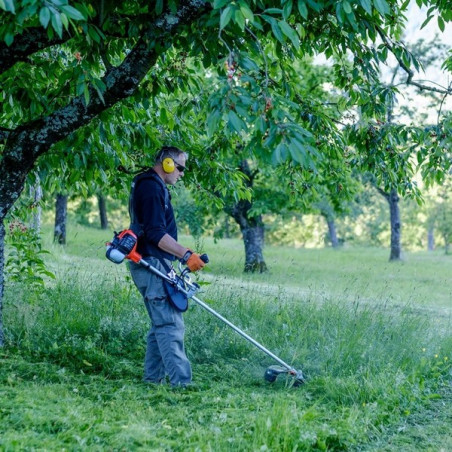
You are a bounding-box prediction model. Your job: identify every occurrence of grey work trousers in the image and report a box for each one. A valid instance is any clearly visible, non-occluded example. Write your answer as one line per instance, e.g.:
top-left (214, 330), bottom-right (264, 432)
top-left (128, 257), bottom-right (192, 387)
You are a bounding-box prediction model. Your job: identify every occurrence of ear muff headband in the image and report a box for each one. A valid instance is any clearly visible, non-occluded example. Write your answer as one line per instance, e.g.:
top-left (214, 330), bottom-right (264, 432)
top-left (162, 157), bottom-right (175, 173)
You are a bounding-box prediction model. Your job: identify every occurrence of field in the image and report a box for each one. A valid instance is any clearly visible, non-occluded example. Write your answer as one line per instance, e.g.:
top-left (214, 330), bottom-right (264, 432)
top-left (1, 224), bottom-right (452, 451)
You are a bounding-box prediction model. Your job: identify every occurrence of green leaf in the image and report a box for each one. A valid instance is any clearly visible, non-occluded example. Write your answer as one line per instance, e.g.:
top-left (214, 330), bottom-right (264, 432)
top-left (155, 0), bottom-right (163, 15)
top-left (214, 0), bottom-right (230, 8)
top-left (220, 5), bottom-right (234, 30)
top-left (256, 116), bottom-right (267, 134)
top-left (342, 0), bottom-right (352, 14)
top-left (39, 7), bottom-right (51, 28)
top-left (60, 12), bottom-right (69, 29)
top-left (335, 2), bottom-right (345, 24)
top-left (4, 32), bottom-right (13, 46)
top-left (306, 0), bottom-right (323, 13)
top-left (373, 0), bottom-right (390, 16)
top-left (297, 0), bottom-right (308, 19)
top-left (3, 0), bottom-right (15, 13)
top-left (60, 5), bottom-right (85, 21)
top-left (283, 0), bottom-right (293, 20)
top-left (289, 139), bottom-right (308, 164)
top-left (264, 8), bottom-right (283, 14)
top-left (270, 20), bottom-right (284, 44)
top-left (279, 20), bottom-right (300, 49)
top-left (437, 16), bottom-right (445, 32)
top-left (51, 12), bottom-right (63, 38)
top-left (207, 109), bottom-right (221, 137)
top-left (234, 9), bottom-right (245, 30)
top-left (359, 0), bottom-right (372, 14)
top-left (83, 84), bottom-right (90, 105)
top-left (239, 1), bottom-right (254, 21)
top-left (88, 25), bottom-right (101, 43)
top-left (228, 110), bottom-right (246, 132)
top-left (420, 15), bottom-right (433, 29)
top-left (273, 142), bottom-right (289, 163)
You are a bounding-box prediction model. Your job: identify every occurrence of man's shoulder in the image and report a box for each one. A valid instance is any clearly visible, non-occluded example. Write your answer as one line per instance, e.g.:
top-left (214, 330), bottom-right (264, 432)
top-left (134, 171), bottom-right (164, 189)
top-left (133, 172), bottom-right (168, 200)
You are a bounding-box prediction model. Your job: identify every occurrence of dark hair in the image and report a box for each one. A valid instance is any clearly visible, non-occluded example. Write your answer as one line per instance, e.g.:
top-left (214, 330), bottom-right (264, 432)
top-left (155, 146), bottom-right (188, 164)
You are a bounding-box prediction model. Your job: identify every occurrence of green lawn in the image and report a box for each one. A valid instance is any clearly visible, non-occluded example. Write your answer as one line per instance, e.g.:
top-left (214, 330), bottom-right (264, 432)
top-left (1, 224), bottom-right (451, 451)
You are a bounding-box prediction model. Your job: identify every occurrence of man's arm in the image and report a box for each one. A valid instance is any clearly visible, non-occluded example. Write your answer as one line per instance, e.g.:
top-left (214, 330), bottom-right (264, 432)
top-left (157, 234), bottom-right (189, 259)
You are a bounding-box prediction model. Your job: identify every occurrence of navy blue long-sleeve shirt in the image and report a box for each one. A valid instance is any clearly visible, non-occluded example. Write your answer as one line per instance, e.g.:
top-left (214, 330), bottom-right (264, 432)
top-left (133, 170), bottom-right (177, 260)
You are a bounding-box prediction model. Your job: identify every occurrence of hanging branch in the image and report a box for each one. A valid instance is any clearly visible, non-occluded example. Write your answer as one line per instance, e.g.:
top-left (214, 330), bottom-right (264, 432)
top-left (376, 26), bottom-right (452, 96)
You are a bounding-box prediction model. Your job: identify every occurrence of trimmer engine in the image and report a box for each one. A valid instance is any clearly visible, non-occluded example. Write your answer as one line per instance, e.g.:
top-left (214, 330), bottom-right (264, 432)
top-left (106, 229), bottom-right (140, 264)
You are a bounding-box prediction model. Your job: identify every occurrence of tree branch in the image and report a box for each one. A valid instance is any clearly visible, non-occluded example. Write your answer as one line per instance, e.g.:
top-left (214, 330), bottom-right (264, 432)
top-left (0, 28), bottom-right (68, 75)
top-left (5, 0), bottom-right (210, 161)
top-left (376, 185), bottom-right (389, 200)
top-left (376, 26), bottom-right (452, 96)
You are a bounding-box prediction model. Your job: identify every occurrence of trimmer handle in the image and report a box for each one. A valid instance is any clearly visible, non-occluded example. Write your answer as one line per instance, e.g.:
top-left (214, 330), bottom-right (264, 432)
top-left (180, 253), bottom-right (209, 277)
top-left (200, 254), bottom-right (209, 264)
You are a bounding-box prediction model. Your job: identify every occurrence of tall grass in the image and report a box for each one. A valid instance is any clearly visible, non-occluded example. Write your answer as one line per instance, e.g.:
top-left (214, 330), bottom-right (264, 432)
top-left (1, 225), bottom-right (451, 450)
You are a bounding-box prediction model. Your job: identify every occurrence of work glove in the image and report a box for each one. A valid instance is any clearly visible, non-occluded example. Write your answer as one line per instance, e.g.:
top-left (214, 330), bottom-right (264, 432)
top-left (181, 250), bottom-right (206, 272)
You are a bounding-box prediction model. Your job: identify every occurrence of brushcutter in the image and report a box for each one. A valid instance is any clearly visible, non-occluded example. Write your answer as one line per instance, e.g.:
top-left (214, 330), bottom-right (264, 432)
top-left (106, 229), bottom-right (305, 386)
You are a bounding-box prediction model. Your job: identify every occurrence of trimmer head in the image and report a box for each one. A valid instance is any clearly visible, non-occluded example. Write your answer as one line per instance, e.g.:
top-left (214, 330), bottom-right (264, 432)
top-left (264, 365), bottom-right (305, 386)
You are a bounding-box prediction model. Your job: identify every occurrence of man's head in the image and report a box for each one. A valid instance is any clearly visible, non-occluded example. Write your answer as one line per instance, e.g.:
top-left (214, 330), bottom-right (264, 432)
top-left (154, 146), bottom-right (188, 185)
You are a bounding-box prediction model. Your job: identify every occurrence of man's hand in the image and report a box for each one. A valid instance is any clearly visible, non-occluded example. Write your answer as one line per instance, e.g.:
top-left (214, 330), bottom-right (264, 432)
top-left (182, 251), bottom-right (206, 272)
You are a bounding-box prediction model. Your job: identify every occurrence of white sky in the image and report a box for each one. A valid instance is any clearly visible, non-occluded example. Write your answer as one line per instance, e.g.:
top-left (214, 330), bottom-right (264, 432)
top-left (387, 3), bottom-right (452, 123)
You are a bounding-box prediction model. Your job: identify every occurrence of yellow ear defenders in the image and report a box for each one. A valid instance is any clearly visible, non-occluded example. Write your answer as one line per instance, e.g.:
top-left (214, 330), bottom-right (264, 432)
top-left (162, 157), bottom-right (175, 173)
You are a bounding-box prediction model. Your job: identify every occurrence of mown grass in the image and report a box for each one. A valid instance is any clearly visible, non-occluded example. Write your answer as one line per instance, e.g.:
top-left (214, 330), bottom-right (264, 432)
top-left (1, 224), bottom-right (451, 451)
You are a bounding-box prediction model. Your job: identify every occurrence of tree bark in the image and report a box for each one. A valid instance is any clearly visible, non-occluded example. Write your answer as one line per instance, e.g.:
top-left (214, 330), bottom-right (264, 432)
top-left (378, 187), bottom-right (402, 261)
top-left (54, 194), bottom-right (68, 245)
top-left (29, 180), bottom-right (42, 233)
top-left (97, 194), bottom-right (108, 230)
top-left (228, 200), bottom-right (267, 273)
top-left (326, 217), bottom-right (339, 248)
top-left (226, 161), bottom-right (267, 273)
top-left (242, 222), bottom-right (267, 273)
top-left (388, 188), bottom-right (401, 260)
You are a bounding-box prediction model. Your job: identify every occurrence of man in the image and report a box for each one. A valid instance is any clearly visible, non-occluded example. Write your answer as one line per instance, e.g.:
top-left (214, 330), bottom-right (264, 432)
top-left (128, 146), bottom-right (205, 387)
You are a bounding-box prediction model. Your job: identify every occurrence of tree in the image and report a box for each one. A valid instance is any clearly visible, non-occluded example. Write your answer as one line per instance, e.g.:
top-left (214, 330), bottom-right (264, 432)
top-left (53, 194), bottom-right (68, 244)
top-left (0, 1), bottom-right (451, 348)
top-left (225, 160), bottom-right (268, 272)
top-left (316, 199), bottom-right (341, 248)
top-left (97, 193), bottom-right (108, 230)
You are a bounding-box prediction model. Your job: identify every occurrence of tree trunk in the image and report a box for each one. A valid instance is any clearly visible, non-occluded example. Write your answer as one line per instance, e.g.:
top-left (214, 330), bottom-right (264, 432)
top-left (29, 180), bottom-right (42, 233)
top-left (377, 187), bottom-right (402, 260)
top-left (242, 223), bottom-right (267, 273)
top-left (0, 221), bottom-right (4, 347)
top-left (54, 194), bottom-right (68, 245)
top-left (226, 160), bottom-right (267, 273)
top-left (227, 200), bottom-right (267, 273)
top-left (326, 217), bottom-right (339, 248)
top-left (387, 188), bottom-right (401, 260)
top-left (427, 227), bottom-right (434, 251)
top-left (97, 194), bottom-right (108, 230)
